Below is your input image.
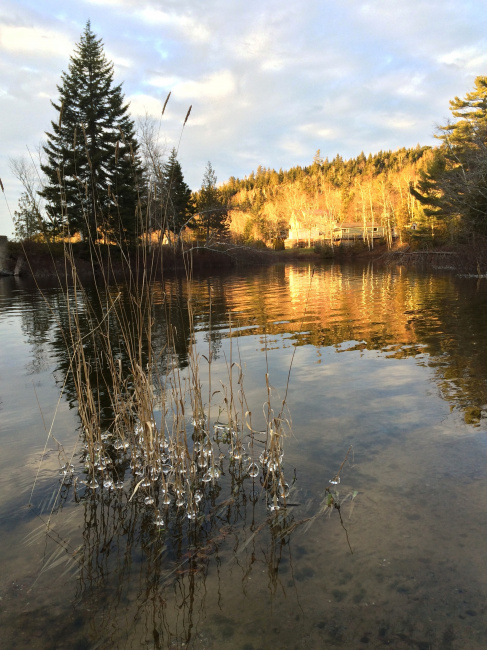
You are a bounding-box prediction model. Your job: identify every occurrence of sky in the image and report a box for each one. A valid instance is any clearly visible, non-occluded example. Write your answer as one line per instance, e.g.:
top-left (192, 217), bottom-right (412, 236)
top-left (1, 0), bottom-right (487, 237)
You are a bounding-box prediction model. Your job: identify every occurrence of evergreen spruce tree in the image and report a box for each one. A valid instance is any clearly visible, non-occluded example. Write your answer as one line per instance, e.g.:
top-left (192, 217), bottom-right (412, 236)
top-left (411, 76), bottom-right (487, 238)
top-left (438, 76), bottom-right (487, 150)
top-left (161, 148), bottom-right (195, 239)
top-left (40, 21), bottom-right (141, 243)
top-left (193, 162), bottom-right (229, 244)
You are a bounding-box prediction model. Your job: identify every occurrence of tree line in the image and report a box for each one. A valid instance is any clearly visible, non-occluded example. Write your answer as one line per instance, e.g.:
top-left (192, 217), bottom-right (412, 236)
top-left (223, 75), bottom-right (487, 248)
top-left (221, 146), bottom-right (433, 248)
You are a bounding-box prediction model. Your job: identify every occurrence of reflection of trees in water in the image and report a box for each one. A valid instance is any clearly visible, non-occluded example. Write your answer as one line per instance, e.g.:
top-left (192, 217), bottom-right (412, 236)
top-left (401, 277), bottom-right (487, 424)
top-left (17, 279), bottom-right (195, 427)
top-left (17, 289), bottom-right (57, 374)
top-left (16, 267), bottom-right (487, 430)
top-left (211, 264), bottom-right (487, 427)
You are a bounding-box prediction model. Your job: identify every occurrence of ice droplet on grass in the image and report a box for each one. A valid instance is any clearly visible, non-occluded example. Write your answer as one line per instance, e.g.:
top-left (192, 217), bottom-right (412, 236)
top-left (153, 511), bottom-right (165, 528)
top-left (248, 463), bottom-right (259, 478)
top-left (193, 489), bottom-right (203, 503)
top-left (280, 483), bottom-right (290, 498)
top-left (259, 451), bottom-right (269, 466)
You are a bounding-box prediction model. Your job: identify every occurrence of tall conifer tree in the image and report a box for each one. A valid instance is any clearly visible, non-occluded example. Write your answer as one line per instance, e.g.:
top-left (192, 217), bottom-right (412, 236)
top-left (412, 76), bottom-right (487, 237)
top-left (40, 21), bottom-right (141, 243)
top-left (161, 148), bottom-right (195, 238)
top-left (193, 162), bottom-right (229, 244)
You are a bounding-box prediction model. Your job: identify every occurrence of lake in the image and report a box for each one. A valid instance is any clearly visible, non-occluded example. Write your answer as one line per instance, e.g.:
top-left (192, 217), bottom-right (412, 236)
top-left (1, 261), bottom-right (487, 649)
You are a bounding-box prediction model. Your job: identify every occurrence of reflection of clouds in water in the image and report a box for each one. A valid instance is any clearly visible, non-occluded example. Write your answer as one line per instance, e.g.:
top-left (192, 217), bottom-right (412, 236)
top-left (286, 348), bottom-right (446, 439)
top-left (203, 330), bottom-right (444, 437)
top-left (0, 404), bottom-right (77, 517)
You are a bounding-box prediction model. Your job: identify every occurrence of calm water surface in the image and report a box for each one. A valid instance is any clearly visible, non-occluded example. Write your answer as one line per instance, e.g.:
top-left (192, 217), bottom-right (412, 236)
top-left (1, 262), bottom-right (487, 649)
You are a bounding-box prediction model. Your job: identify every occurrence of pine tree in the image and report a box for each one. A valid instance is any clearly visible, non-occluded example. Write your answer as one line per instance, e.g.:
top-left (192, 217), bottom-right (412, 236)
top-left (39, 21), bottom-right (141, 243)
top-left (193, 162), bottom-right (228, 245)
top-left (161, 148), bottom-right (195, 239)
top-left (412, 76), bottom-right (487, 238)
top-left (438, 76), bottom-right (487, 150)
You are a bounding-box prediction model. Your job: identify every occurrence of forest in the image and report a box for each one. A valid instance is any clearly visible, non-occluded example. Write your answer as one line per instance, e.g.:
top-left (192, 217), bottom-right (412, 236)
top-left (221, 145), bottom-right (433, 249)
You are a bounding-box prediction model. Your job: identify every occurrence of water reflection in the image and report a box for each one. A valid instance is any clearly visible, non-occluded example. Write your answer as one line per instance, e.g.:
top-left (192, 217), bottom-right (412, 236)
top-left (2, 263), bottom-right (487, 648)
top-left (8, 263), bottom-right (487, 426)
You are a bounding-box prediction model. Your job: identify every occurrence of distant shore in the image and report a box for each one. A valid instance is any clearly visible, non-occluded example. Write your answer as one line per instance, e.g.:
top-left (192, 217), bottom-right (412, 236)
top-left (2, 239), bottom-right (486, 282)
top-left (0, 240), bottom-right (322, 282)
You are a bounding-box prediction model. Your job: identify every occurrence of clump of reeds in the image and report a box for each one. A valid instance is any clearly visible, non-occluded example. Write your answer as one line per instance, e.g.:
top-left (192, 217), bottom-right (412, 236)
top-left (46, 110), bottom-right (293, 527)
top-left (60, 290), bottom-right (293, 527)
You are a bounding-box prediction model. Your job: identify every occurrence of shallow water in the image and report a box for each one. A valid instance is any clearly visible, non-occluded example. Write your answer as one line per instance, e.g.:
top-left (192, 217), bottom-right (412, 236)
top-left (1, 262), bottom-right (487, 649)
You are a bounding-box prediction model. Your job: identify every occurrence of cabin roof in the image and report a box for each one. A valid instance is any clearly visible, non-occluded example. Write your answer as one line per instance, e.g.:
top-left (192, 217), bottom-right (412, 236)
top-left (336, 222), bottom-right (378, 229)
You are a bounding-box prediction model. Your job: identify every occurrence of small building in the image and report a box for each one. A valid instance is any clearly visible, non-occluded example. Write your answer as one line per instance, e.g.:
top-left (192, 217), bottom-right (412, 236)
top-left (284, 218), bottom-right (396, 248)
top-left (285, 225), bottom-right (324, 248)
top-left (333, 223), bottom-right (388, 241)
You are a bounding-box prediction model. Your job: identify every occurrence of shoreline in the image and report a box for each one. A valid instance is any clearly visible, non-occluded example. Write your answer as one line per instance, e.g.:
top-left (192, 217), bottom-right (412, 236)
top-left (2, 239), bottom-right (487, 282)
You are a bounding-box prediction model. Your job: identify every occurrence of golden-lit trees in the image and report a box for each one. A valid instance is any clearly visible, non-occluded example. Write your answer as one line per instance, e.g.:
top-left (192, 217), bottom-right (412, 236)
top-left (222, 146), bottom-right (431, 247)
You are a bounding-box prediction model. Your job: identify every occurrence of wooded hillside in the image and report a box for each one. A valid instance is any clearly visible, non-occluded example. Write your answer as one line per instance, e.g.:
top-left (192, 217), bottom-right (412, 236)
top-left (220, 146), bottom-right (435, 248)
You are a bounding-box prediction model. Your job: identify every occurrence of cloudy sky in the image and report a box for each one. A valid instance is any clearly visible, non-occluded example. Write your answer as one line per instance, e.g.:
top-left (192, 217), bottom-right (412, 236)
top-left (1, 0), bottom-right (486, 237)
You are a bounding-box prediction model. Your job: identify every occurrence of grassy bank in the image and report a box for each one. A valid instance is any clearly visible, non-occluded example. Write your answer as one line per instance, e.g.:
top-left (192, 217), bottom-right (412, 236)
top-left (379, 239), bottom-right (487, 276)
top-left (4, 239), bottom-right (328, 281)
top-left (10, 236), bottom-right (474, 283)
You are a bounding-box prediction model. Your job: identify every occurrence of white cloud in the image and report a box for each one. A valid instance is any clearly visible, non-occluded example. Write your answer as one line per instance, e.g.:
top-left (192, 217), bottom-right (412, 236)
top-left (177, 70), bottom-right (236, 100)
top-left (438, 46), bottom-right (487, 72)
top-left (278, 136), bottom-right (310, 158)
top-left (396, 75), bottom-right (426, 98)
top-left (147, 75), bottom-right (181, 90)
top-left (126, 93), bottom-right (164, 117)
top-left (0, 25), bottom-right (72, 57)
top-left (298, 123), bottom-right (338, 140)
top-left (109, 53), bottom-right (133, 70)
top-left (236, 29), bottom-right (273, 61)
top-left (135, 7), bottom-right (211, 43)
top-left (148, 70), bottom-right (237, 101)
top-left (383, 114), bottom-right (417, 130)
top-left (367, 71), bottom-right (427, 98)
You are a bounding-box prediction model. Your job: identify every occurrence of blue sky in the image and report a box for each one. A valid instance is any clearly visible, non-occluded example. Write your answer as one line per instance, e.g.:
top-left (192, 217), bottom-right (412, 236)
top-left (1, 0), bottom-right (487, 237)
